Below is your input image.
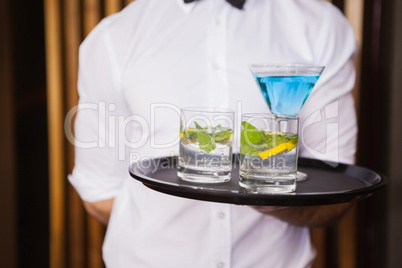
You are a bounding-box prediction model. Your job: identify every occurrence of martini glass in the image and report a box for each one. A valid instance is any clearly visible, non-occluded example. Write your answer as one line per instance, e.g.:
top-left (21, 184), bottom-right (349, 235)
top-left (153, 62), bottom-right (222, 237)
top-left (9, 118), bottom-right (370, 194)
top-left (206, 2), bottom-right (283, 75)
top-left (249, 64), bottom-right (325, 181)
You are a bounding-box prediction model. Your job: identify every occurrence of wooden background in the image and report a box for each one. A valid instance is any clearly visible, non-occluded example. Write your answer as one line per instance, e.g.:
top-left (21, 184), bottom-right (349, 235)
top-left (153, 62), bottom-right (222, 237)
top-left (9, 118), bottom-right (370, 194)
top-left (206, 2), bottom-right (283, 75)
top-left (43, 0), bottom-right (367, 267)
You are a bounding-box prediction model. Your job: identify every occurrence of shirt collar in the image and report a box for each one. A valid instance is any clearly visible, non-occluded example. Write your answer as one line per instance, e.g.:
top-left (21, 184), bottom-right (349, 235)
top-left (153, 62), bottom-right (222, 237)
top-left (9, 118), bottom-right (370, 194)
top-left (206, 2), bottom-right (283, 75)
top-left (176, 0), bottom-right (196, 14)
top-left (176, 0), bottom-right (250, 13)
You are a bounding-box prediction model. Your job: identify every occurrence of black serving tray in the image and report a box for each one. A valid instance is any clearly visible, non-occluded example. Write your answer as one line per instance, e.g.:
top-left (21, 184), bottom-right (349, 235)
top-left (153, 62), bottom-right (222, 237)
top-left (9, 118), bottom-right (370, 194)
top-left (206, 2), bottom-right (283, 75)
top-left (128, 155), bottom-right (386, 206)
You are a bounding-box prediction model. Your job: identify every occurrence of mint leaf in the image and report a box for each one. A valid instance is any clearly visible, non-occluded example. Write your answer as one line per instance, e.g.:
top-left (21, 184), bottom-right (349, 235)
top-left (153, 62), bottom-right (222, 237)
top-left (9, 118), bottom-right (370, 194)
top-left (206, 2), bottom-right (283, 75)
top-left (191, 121), bottom-right (233, 153)
top-left (184, 129), bottom-right (197, 139)
top-left (239, 120), bottom-right (299, 157)
top-left (198, 132), bottom-right (216, 153)
top-left (286, 134), bottom-right (298, 145)
top-left (240, 121), bottom-right (265, 156)
top-left (194, 121), bottom-right (216, 153)
top-left (264, 134), bottom-right (287, 148)
top-left (195, 121), bottom-right (203, 130)
top-left (240, 142), bottom-right (260, 156)
top-left (241, 121), bottom-right (264, 144)
top-left (214, 128), bottom-right (232, 143)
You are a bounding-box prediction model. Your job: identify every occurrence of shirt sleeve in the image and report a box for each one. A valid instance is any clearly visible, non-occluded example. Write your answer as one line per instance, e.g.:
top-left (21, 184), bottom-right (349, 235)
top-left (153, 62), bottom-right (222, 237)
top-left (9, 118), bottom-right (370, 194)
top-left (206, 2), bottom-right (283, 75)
top-left (298, 4), bottom-right (358, 165)
top-left (68, 17), bottom-right (129, 202)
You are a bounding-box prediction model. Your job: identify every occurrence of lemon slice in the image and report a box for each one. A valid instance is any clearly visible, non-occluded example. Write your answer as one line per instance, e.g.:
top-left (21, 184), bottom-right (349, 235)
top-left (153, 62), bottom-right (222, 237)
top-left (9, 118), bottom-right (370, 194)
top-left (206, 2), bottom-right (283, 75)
top-left (286, 141), bottom-right (296, 151)
top-left (258, 141), bottom-right (296, 159)
top-left (266, 131), bottom-right (285, 135)
top-left (258, 143), bottom-right (288, 159)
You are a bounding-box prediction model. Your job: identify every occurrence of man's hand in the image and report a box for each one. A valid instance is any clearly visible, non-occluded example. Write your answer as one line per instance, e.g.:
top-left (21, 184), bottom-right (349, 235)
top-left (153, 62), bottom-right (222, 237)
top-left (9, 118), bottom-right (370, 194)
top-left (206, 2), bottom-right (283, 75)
top-left (251, 203), bottom-right (353, 228)
top-left (83, 198), bottom-right (114, 225)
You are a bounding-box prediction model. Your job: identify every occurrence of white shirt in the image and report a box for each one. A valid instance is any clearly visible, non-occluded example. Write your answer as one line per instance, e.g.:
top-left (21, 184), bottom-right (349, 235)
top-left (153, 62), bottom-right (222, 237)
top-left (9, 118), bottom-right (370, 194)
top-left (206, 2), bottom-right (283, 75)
top-left (68, 0), bottom-right (358, 267)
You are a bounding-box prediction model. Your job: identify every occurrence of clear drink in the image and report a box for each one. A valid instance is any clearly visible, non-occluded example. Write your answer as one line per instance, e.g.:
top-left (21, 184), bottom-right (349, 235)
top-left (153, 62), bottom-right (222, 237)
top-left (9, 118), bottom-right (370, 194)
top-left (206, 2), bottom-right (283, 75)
top-left (239, 114), bottom-right (299, 192)
top-left (177, 108), bottom-right (234, 183)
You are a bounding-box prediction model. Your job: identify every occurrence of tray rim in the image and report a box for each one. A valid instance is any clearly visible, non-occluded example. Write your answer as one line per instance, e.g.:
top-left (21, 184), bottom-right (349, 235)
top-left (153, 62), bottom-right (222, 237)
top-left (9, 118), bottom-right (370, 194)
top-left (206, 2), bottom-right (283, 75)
top-left (128, 155), bottom-right (387, 206)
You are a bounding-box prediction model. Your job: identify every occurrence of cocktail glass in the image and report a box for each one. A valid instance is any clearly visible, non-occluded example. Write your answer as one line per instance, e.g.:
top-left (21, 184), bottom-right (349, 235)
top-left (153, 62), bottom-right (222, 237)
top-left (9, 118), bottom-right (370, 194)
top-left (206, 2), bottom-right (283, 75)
top-left (249, 64), bottom-right (325, 182)
top-left (177, 108), bottom-right (235, 183)
top-left (239, 114), bottom-right (299, 193)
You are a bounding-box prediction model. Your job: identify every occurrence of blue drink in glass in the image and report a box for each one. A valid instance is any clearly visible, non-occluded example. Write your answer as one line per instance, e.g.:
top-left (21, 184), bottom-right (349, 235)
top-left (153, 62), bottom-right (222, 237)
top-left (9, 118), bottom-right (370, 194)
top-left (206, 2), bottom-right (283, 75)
top-left (247, 64), bottom-right (325, 187)
top-left (256, 75), bottom-right (319, 116)
top-left (249, 64), bottom-right (324, 116)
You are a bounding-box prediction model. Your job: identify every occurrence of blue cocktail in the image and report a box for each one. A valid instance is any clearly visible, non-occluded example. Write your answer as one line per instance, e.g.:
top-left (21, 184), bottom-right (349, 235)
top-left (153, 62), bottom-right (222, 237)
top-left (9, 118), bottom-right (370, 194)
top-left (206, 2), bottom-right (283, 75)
top-left (256, 75), bottom-right (319, 116)
top-left (247, 64), bottom-right (325, 183)
top-left (249, 64), bottom-right (324, 116)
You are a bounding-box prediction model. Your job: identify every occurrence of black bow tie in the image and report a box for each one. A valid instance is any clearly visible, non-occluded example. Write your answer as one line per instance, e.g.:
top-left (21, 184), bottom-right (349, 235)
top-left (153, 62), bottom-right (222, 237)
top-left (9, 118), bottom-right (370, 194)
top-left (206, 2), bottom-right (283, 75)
top-left (184, 0), bottom-right (246, 10)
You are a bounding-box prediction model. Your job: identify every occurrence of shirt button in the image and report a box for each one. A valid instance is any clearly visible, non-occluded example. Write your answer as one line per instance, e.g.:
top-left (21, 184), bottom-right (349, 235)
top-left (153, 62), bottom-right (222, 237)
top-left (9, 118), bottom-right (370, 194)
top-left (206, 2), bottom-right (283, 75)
top-left (217, 262), bottom-right (225, 268)
top-left (217, 212), bottom-right (225, 219)
top-left (214, 18), bottom-right (221, 25)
